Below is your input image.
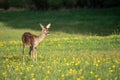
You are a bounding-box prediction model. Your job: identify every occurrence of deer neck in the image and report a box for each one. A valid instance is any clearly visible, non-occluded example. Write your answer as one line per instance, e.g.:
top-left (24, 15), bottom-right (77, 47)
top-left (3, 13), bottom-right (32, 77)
top-left (38, 32), bottom-right (46, 42)
top-left (33, 33), bottom-right (46, 47)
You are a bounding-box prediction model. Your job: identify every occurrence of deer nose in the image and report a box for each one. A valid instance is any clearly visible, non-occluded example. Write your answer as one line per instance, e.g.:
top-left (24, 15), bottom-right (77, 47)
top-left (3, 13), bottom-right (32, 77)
top-left (45, 31), bottom-right (49, 35)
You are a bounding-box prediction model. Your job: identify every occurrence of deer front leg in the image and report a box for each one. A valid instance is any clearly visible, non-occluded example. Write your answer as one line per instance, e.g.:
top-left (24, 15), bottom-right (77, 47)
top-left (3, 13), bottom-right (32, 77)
top-left (30, 46), bottom-right (36, 61)
top-left (29, 46), bottom-right (33, 61)
top-left (29, 46), bottom-right (34, 61)
top-left (34, 48), bottom-right (37, 61)
top-left (33, 48), bottom-right (37, 62)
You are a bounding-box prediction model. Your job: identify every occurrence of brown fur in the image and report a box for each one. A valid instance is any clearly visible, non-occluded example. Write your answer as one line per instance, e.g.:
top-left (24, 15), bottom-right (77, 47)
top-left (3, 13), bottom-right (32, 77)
top-left (22, 32), bottom-right (37, 47)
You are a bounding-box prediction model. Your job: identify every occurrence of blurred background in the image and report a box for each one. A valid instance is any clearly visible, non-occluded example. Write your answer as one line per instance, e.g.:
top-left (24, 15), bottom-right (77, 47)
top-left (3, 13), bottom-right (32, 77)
top-left (0, 0), bottom-right (120, 10)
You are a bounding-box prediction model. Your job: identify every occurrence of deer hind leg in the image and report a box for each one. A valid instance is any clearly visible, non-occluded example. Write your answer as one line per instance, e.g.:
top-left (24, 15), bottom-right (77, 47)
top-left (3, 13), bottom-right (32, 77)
top-left (29, 46), bottom-right (32, 56)
top-left (22, 44), bottom-right (26, 62)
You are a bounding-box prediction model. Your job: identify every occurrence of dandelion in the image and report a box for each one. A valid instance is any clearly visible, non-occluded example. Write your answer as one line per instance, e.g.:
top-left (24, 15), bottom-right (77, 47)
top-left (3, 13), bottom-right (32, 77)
top-left (66, 63), bottom-right (70, 66)
top-left (61, 74), bottom-right (64, 78)
top-left (26, 66), bottom-right (31, 71)
top-left (47, 70), bottom-right (50, 74)
top-left (2, 72), bottom-right (7, 77)
top-left (76, 78), bottom-right (80, 80)
top-left (0, 41), bottom-right (6, 47)
top-left (69, 69), bottom-right (73, 74)
top-left (32, 77), bottom-right (36, 80)
top-left (7, 64), bottom-right (10, 68)
top-left (90, 71), bottom-right (94, 74)
top-left (95, 74), bottom-right (98, 78)
top-left (80, 75), bottom-right (84, 79)
top-left (97, 60), bottom-right (100, 63)
top-left (112, 65), bottom-right (116, 68)
top-left (78, 69), bottom-right (83, 74)
top-left (19, 72), bottom-right (23, 75)
top-left (15, 66), bottom-right (19, 71)
top-left (75, 61), bottom-right (80, 66)
top-left (47, 66), bottom-right (51, 69)
top-left (5, 58), bottom-right (9, 62)
top-left (109, 69), bottom-right (114, 73)
top-left (58, 69), bottom-right (61, 72)
top-left (69, 69), bottom-right (77, 74)
top-left (31, 73), bottom-right (35, 77)
top-left (95, 63), bottom-right (99, 67)
top-left (38, 54), bottom-right (43, 58)
top-left (97, 78), bottom-right (101, 80)
top-left (30, 64), bottom-right (34, 67)
top-left (58, 43), bottom-right (61, 48)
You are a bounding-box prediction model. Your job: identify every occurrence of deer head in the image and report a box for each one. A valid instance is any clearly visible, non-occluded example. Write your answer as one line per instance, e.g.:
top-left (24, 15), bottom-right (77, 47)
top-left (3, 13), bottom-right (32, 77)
top-left (40, 23), bottom-right (51, 35)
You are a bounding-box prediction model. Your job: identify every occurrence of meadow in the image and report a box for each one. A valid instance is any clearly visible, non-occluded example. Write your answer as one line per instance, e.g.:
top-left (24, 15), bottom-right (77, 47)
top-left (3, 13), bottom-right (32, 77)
top-left (0, 8), bottom-right (120, 80)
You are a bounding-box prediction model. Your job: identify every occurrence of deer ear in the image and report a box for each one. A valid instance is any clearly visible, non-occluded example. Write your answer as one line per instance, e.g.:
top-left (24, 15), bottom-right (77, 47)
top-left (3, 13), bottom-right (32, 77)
top-left (46, 23), bottom-right (51, 29)
top-left (40, 24), bottom-right (44, 29)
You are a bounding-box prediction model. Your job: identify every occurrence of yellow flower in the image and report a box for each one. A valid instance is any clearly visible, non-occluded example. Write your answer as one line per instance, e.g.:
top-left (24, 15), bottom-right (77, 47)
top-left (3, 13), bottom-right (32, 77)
top-left (0, 41), bottom-right (6, 47)
top-left (31, 73), bottom-right (35, 77)
top-left (112, 65), bottom-right (116, 68)
top-left (66, 63), bottom-right (70, 66)
top-left (76, 78), bottom-right (80, 80)
top-left (98, 78), bottom-right (101, 80)
top-left (95, 63), bottom-right (99, 67)
top-left (32, 78), bottom-right (36, 80)
top-left (80, 75), bottom-right (84, 79)
top-left (61, 74), bottom-right (64, 78)
top-left (26, 66), bottom-right (31, 71)
top-left (2, 72), bottom-right (7, 77)
top-left (109, 69), bottom-right (114, 73)
top-left (97, 60), bottom-right (100, 63)
top-left (15, 66), bottom-right (19, 71)
top-left (95, 75), bottom-right (98, 78)
top-left (47, 66), bottom-right (51, 69)
top-left (19, 72), bottom-right (23, 75)
top-left (90, 71), bottom-right (94, 74)
top-left (47, 70), bottom-right (50, 74)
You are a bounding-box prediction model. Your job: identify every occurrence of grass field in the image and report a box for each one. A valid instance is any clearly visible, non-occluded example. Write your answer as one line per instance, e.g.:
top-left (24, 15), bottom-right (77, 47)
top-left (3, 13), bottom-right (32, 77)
top-left (0, 8), bottom-right (120, 80)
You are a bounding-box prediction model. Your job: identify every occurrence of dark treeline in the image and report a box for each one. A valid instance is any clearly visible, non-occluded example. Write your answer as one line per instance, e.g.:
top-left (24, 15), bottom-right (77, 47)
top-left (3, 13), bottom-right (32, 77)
top-left (0, 0), bottom-right (120, 10)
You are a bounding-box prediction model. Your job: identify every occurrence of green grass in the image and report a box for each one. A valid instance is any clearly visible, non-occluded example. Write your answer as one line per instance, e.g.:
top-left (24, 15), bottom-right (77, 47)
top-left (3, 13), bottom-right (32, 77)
top-left (0, 8), bottom-right (120, 80)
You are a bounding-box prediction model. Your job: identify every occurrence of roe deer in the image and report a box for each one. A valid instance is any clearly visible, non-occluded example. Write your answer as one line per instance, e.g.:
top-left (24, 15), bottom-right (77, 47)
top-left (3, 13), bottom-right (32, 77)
top-left (22, 23), bottom-right (51, 61)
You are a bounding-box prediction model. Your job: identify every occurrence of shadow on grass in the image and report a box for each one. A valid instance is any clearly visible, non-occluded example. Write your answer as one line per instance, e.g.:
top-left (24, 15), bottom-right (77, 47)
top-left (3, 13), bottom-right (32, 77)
top-left (0, 8), bottom-right (120, 36)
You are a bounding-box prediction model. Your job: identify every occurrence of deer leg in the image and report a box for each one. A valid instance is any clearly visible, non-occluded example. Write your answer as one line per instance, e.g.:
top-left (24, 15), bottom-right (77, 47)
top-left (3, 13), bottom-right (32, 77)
top-left (31, 46), bottom-right (36, 61)
top-left (29, 46), bottom-right (33, 61)
top-left (31, 50), bottom-right (33, 61)
top-left (34, 48), bottom-right (37, 61)
top-left (22, 44), bottom-right (26, 62)
top-left (29, 46), bottom-right (32, 56)
top-left (32, 47), bottom-right (38, 62)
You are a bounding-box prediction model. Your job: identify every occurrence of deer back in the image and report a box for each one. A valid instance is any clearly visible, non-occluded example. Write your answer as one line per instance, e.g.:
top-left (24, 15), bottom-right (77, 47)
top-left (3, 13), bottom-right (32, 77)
top-left (22, 32), bottom-right (37, 46)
